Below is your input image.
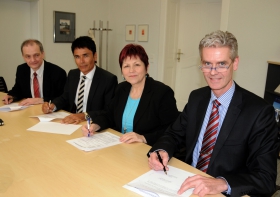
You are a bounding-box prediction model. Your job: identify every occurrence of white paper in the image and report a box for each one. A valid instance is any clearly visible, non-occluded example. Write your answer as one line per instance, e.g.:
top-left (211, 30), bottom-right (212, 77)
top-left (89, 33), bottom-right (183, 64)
top-left (0, 103), bottom-right (29, 112)
top-left (66, 131), bottom-right (122, 151)
top-left (123, 165), bottom-right (195, 197)
top-left (30, 111), bottom-right (70, 121)
top-left (27, 122), bottom-right (81, 135)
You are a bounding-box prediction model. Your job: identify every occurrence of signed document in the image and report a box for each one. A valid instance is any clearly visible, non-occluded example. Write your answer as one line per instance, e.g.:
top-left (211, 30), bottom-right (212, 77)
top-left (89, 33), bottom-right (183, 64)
top-left (30, 111), bottom-right (70, 121)
top-left (123, 165), bottom-right (195, 197)
top-left (66, 131), bottom-right (121, 151)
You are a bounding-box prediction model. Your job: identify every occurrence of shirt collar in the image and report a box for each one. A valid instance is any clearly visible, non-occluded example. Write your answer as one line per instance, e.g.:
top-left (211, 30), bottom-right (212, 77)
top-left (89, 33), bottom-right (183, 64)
top-left (80, 65), bottom-right (96, 80)
top-left (210, 81), bottom-right (235, 108)
top-left (31, 60), bottom-right (44, 77)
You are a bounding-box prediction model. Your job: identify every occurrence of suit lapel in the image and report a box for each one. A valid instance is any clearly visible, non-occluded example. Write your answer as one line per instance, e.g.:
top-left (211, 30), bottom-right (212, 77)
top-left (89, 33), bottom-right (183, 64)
top-left (208, 85), bottom-right (242, 169)
top-left (133, 77), bottom-right (153, 125)
top-left (86, 66), bottom-right (100, 111)
top-left (116, 82), bottom-right (131, 129)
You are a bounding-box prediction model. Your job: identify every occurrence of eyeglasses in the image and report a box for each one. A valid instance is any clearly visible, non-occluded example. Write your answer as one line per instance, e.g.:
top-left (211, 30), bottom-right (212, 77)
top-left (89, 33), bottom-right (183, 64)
top-left (199, 61), bottom-right (233, 73)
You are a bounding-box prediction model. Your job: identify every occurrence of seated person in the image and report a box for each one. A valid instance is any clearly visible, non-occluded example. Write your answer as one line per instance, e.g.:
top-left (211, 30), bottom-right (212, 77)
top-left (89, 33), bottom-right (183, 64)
top-left (81, 44), bottom-right (179, 146)
top-left (2, 39), bottom-right (66, 105)
top-left (42, 36), bottom-right (118, 124)
top-left (148, 30), bottom-right (278, 196)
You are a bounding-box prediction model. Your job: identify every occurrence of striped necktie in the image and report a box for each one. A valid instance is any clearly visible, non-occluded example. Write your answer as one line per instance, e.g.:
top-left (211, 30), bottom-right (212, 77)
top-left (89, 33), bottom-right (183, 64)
top-left (33, 72), bottom-right (40, 98)
top-left (76, 76), bottom-right (86, 113)
top-left (196, 99), bottom-right (221, 172)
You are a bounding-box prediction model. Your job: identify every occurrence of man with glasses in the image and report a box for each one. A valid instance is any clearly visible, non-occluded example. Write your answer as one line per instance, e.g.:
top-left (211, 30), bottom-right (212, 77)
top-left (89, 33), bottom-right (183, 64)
top-left (148, 30), bottom-right (278, 196)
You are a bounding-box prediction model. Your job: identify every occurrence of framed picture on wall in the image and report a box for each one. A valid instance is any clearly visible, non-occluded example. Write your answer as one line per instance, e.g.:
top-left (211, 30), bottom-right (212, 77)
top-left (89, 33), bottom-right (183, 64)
top-left (53, 11), bottom-right (76, 43)
top-left (138, 24), bottom-right (149, 42)
top-left (125, 25), bottom-right (136, 41)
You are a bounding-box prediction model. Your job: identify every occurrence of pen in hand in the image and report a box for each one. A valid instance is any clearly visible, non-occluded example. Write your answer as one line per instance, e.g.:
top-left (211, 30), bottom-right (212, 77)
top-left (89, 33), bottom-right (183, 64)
top-left (86, 115), bottom-right (91, 137)
top-left (48, 100), bottom-right (51, 112)
top-left (156, 151), bottom-right (167, 175)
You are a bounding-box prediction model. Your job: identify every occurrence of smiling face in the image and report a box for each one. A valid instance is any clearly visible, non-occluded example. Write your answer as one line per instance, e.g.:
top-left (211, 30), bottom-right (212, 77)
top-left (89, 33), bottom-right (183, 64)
top-left (73, 48), bottom-right (97, 75)
top-left (202, 47), bottom-right (239, 97)
top-left (122, 55), bottom-right (148, 87)
top-left (22, 43), bottom-right (44, 71)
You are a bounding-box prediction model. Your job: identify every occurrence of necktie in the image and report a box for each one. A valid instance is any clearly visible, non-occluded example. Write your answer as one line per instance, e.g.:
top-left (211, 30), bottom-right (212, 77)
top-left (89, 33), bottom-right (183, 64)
top-left (76, 76), bottom-right (86, 113)
top-left (196, 99), bottom-right (221, 172)
top-left (33, 72), bottom-right (40, 98)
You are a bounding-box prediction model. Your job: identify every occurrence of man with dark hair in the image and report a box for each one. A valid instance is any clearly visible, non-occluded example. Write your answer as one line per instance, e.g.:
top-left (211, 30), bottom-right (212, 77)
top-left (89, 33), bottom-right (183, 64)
top-left (42, 36), bottom-right (118, 124)
top-left (148, 30), bottom-right (278, 196)
top-left (2, 39), bottom-right (67, 105)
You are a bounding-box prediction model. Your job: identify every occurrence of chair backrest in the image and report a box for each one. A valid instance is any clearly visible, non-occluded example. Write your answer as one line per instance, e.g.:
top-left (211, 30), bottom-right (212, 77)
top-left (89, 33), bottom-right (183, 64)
top-left (0, 76), bottom-right (8, 93)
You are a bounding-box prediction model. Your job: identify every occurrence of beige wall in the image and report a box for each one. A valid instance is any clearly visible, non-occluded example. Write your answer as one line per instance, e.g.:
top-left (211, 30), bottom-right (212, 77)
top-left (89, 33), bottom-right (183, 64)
top-left (1, 0), bottom-right (280, 99)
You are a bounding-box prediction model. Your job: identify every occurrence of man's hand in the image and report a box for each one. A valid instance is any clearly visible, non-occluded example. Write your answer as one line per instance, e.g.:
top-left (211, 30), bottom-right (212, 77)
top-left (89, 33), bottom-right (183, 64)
top-left (2, 95), bottom-right (13, 104)
top-left (178, 175), bottom-right (228, 197)
top-left (120, 132), bottom-right (147, 143)
top-left (61, 113), bottom-right (85, 124)
top-left (42, 102), bottom-right (55, 114)
top-left (81, 123), bottom-right (100, 136)
top-left (148, 151), bottom-right (169, 172)
top-left (19, 98), bottom-right (43, 106)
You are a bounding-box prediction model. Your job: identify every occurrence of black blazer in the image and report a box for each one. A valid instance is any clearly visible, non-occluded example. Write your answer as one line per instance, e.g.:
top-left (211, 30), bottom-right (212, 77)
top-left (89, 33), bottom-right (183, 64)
top-left (93, 77), bottom-right (179, 146)
top-left (150, 83), bottom-right (278, 196)
top-left (8, 60), bottom-right (67, 102)
top-left (52, 66), bottom-right (118, 120)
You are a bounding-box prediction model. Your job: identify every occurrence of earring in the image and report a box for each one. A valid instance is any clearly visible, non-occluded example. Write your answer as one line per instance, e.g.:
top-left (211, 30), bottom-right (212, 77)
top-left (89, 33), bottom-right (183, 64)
top-left (145, 73), bottom-right (149, 77)
top-left (122, 75), bottom-right (126, 81)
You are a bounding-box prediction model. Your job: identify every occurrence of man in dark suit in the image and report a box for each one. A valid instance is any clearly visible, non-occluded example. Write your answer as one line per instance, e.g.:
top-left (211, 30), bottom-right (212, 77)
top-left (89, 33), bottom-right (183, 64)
top-left (148, 30), bottom-right (278, 196)
top-left (42, 36), bottom-right (118, 124)
top-left (2, 39), bottom-right (66, 105)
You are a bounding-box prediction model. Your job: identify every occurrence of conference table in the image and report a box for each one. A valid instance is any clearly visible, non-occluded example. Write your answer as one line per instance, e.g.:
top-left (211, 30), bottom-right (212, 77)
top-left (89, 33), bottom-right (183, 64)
top-left (0, 92), bottom-right (225, 197)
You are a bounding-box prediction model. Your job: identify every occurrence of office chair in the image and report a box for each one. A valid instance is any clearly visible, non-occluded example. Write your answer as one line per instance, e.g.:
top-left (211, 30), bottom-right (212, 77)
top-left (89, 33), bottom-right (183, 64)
top-left (0, 76), bottom-right (8, 93)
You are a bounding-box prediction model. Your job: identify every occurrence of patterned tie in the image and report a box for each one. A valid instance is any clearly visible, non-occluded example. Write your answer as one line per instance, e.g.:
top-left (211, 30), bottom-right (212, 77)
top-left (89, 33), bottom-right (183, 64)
top-left (33, 72), bottom-right (40, 98)
top-left (76, 76), bottom-right (86, 113)
top-left (196, 99), bottom-right (221, 172)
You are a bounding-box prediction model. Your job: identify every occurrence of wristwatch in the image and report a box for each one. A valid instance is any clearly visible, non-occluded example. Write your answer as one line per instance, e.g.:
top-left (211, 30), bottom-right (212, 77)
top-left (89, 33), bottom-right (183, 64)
top-left (84, 112), bottom-right (90, 120)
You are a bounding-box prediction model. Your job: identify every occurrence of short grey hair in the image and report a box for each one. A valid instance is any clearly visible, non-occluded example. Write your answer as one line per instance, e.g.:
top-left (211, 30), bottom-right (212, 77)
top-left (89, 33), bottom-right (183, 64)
top-left (199, 30), bottom-right (238, 61)
top-left (21, 39), bottom-right (44, 54)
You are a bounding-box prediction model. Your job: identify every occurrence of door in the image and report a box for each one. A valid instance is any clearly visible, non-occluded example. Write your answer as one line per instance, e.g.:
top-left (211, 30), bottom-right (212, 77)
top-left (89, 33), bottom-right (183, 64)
top-left (163, 0), bottom-right (222, 111)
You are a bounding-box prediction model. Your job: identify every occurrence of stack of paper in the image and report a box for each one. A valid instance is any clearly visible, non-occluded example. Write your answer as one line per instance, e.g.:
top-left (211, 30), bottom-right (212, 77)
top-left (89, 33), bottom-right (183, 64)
top-left (67, 131), bottom-right (121, 151)
top-left (123, 165), bottom-right (195, 197)
top-left (30, 111), bottom-right (70, 121)
top-left (0, 103), bottom-right (29, 112)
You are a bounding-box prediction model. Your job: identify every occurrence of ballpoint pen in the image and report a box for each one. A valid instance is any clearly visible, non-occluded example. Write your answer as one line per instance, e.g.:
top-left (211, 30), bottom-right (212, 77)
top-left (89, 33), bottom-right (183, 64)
top-left (86, 115), bottom-right (91, 137)
top-left (156, 151), bottom-right (167, 175)
top-left (48, 100), bottom-right (52, 112)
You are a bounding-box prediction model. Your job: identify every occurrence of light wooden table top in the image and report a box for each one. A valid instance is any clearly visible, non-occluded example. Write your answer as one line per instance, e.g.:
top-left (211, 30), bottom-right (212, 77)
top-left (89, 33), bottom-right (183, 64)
top-left (0, 92), bottom-right (224, 197)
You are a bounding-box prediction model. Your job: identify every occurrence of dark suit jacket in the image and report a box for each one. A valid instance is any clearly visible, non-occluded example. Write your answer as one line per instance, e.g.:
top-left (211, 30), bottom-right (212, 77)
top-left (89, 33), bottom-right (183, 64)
top-left (149, 83), bottom-right (278, 196)
top-left (52, 66), bottom-right (118, 120)
top-left (93, 77), bottom-right (179, 146)
top-left (8, 60), bottom-right (66, 102)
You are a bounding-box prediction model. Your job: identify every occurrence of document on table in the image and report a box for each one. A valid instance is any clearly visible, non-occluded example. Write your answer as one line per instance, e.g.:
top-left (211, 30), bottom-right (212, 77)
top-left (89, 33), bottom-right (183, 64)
top-left (30, 111), bottom-right (70, 121)
top-left (27, 122), bottom-right (81, 135)
top-left (0, 103), bottom-right (29, 112)
top-left (123, 165), bottom-right (195, 197)
top-left (67, 131), bottom-right (121, 151)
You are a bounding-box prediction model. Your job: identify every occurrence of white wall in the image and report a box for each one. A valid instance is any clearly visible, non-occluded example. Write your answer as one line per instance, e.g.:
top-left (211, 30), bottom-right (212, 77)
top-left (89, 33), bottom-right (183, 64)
top-left (226, 0), bottom-right (280, 97)
top-left (0, 0), bottom-right (31, 89)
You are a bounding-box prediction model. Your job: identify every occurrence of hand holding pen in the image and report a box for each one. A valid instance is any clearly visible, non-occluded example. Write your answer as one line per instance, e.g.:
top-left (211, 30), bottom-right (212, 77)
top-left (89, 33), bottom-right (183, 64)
top-left (86, 115), bottom-right (91, 137)
top-left (42, 100), bottom-right (54, 114)
top-left (156, 151), bottom-right (167, 175)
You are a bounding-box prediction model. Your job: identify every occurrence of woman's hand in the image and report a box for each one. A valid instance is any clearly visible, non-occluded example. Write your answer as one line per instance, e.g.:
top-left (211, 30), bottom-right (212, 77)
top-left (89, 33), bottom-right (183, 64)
top-left (120, 132), bottom-right (147, 144)
top-left (81, 123), bottom-right (100, 136)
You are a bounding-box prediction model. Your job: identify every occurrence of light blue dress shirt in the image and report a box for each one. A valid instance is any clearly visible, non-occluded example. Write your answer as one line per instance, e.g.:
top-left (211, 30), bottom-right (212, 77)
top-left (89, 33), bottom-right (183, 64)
top-left (122, 96), bottom-right (140, 133)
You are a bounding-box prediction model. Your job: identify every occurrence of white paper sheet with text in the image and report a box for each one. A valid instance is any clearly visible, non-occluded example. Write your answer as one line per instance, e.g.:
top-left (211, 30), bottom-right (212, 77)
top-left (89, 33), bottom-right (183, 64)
top-left (29, 111), bottom-right (70, 121)
top-left (66, 131), bottom-right (121, 151)
top-left (0, 103), bottom-right (29, 112)
top-left (123, 165), bottom-right (195, 197)
top-left (27, 122), bottom-right (81, 135)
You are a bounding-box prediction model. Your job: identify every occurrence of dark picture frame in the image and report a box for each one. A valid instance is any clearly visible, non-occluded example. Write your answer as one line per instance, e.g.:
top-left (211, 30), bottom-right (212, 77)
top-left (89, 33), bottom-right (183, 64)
top-left (53, 11), bottom-right (76, 43)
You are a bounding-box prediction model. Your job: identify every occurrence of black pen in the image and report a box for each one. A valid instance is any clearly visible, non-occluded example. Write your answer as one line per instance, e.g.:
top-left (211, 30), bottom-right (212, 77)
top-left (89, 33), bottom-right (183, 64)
top-left (156, 151), bottom-right (167, 175)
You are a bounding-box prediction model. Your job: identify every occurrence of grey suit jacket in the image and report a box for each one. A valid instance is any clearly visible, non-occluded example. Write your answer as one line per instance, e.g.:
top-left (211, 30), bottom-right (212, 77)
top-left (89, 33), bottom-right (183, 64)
top-left (149, 83), bottom-right (278, 196)
top-left (52, 66), bottom-right (118, 120)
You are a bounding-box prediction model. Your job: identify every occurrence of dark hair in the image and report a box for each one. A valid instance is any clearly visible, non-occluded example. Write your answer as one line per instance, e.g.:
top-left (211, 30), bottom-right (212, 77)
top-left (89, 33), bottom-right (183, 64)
top-left (71, 36), bottom-right (96, 54)
top-left (21, 39), bottom-right (44, 54)
top-left (119, 44), bottom-right (149, 69)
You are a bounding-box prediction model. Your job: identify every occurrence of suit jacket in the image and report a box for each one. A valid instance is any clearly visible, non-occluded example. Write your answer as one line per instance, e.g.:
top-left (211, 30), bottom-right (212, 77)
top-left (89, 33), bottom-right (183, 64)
top-left (149, 83), bottom-right (278, 196)
top-left (8, 60), bottom-right (66, 102)
top-left (52, 66), bottom-right (118, 120)
top-left (93, 77), bottom-right (179, 146)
